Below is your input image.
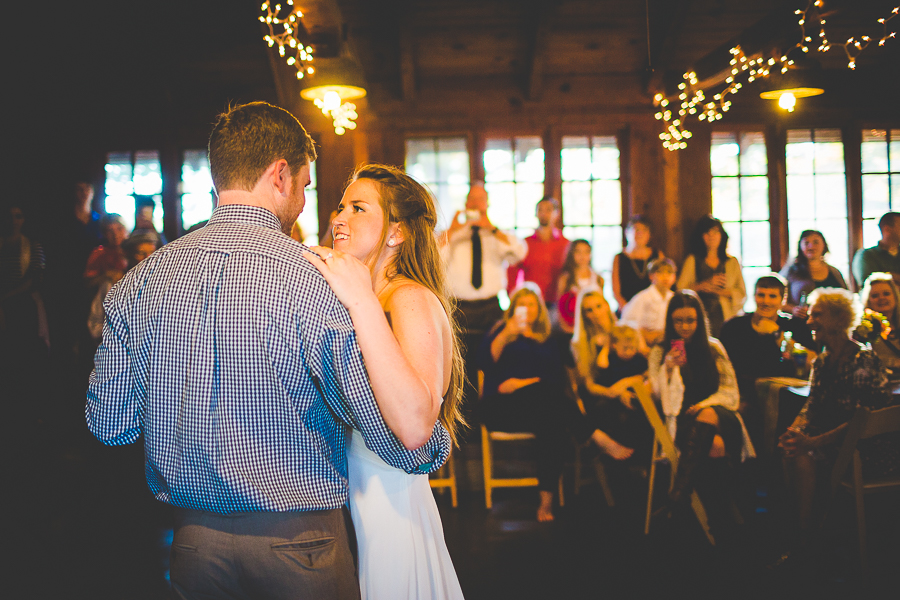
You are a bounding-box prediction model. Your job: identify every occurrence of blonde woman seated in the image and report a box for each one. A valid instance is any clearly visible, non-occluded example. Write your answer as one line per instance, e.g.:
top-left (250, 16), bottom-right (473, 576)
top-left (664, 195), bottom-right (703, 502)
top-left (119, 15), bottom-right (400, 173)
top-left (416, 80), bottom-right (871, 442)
top-left (859, 272), bottom-right (900, 378)
top-left (478, 284), bottom-right (630, 521)
top-left (650, 291), bottom-right (755, 520)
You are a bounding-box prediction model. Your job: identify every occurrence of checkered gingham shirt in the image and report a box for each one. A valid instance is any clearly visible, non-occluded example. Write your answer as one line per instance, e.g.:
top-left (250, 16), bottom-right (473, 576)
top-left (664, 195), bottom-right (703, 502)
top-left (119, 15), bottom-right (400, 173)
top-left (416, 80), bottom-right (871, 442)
top-left (86, 205), bottom-right (450, 514)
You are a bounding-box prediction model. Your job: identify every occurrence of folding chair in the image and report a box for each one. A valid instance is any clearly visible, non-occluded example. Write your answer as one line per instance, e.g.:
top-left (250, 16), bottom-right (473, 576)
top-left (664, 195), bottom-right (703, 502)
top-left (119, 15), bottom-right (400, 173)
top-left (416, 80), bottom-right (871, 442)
top-left (829, 404), bottom-right (900, 580)
top-left (478, 371), bottom-right (564, 509)
top-left (429, 452), bottom-right (458, 507)
top-left (632, 381), bottom-right (715, 545)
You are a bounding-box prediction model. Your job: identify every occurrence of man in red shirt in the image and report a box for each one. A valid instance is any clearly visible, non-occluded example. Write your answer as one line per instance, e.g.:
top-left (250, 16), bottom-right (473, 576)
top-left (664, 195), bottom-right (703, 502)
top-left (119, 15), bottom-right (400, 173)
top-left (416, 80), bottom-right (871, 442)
top-left (507, 196), bottom-right (569, 306)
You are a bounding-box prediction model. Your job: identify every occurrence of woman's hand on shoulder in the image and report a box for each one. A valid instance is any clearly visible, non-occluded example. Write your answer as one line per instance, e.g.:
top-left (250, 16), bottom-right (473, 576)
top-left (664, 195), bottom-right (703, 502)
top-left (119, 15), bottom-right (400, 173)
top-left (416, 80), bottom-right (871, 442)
top-left (304, 246), bottom-right (376, 311)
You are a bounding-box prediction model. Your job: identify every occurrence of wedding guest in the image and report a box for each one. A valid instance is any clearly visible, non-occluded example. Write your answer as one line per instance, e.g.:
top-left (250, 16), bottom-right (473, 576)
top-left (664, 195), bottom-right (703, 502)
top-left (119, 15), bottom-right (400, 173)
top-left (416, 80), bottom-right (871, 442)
top-left (650, 291), bottom-right (754, 522)
top-left (852, 212), bottom-right (900, 288)
top-left (780, 229), bottom-right (847, 317)
top-left (479, 284), bottom-right (630, 522)
top-left (858, 272), bottom-right (900, 378)
top-left (777, 288), bottom-right (898, 566)
top-left (508, 196), bottom-right (569, 307)
top-left (620, 257), bottom-right (677, 347)
top-left (556, 239), bottom-right (604, 334)
top-left (677, 215), bottom-right (746, 337)
top-left (612, 215), bottom-right (664, 312)
top-left (719, 274), bottom-right (815, 446)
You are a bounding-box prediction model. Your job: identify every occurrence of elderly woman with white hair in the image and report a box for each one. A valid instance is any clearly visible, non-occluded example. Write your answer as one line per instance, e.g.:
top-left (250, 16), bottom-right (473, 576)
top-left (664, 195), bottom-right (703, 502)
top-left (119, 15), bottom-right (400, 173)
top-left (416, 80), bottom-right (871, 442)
top-left (776, 287), bottom-right (899, 565)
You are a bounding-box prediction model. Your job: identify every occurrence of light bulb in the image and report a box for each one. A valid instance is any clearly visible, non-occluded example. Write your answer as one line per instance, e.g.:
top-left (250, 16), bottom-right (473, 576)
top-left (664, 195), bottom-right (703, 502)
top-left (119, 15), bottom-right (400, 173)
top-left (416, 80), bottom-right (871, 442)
top-left (778, 92), bottom-right (796, 112)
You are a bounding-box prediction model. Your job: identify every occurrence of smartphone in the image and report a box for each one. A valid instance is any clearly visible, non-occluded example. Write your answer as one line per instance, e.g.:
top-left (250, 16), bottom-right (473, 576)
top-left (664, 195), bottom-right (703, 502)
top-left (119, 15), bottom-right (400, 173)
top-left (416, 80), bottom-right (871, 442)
top-left (514, 305), bottom-right (528, 328)
top-left (671, 339), bottom-right (685, 353)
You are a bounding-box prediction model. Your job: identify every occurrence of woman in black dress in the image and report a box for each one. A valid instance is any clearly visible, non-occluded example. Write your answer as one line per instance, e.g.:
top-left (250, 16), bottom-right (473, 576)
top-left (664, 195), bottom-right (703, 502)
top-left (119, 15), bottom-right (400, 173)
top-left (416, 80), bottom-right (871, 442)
top-left (612, 215), bottom-right (663, 313)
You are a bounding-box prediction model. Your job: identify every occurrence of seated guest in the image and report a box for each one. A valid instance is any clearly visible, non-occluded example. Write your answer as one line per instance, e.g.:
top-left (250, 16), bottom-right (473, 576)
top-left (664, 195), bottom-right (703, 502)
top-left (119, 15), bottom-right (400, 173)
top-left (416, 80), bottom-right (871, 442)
top-left (620, 257), bottom-right (676, 346)
top-left (780, 229), bottom-right (847, 316)
top-left (612, 215), bottom-right (664, 313)
top-left (570, 289), bottom-right (616, 387)
top-left (574, 322), bottom-right (650, 460)
top-left (719, 274), bottom-right (816, 445)
top-left (778, 288), bottom-right (898, 563)
top-left (479, 284), bottom-right (631, 522)
top-left (858, 272), bottom-right (900, 379)
top-left (650, 291), bottom-right (755, 521)
top-left (852, 211), bottom-right (900, 288)
top-left (677, 215), bottom-right (746, 337)
top-left (556, 239), bottom-right (604, 334)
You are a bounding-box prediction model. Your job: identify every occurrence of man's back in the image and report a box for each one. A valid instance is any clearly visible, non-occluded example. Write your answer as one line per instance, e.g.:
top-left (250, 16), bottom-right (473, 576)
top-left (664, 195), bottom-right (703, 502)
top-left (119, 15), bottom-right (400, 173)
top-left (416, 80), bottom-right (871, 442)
top-left (87, 205), bottom-right (447, 514)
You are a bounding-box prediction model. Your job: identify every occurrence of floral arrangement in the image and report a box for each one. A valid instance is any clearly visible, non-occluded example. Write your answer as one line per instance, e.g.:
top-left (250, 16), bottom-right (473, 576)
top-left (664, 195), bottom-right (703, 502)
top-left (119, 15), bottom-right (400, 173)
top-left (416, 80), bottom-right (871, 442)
top-left (854, 309), bottom-right (892, 343)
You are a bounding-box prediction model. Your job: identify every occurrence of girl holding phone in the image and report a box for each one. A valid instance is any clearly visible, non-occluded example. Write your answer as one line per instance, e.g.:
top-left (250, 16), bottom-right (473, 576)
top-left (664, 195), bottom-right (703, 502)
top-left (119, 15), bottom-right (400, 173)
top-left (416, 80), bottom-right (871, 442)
top-left (648, 291), bottom-right (755, 522)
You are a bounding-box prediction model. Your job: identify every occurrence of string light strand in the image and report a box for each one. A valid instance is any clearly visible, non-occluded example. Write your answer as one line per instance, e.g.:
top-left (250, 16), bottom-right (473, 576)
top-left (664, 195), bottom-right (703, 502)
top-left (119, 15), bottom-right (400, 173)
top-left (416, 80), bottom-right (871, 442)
top-left (259, 1), bottom-right (315, 80)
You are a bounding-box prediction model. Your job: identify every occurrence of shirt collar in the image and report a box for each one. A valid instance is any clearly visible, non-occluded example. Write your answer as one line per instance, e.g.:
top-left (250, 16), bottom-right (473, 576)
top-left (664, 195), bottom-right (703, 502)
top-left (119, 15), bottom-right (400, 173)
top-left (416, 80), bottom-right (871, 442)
top-left (207, 204), bottom-right (283, 232)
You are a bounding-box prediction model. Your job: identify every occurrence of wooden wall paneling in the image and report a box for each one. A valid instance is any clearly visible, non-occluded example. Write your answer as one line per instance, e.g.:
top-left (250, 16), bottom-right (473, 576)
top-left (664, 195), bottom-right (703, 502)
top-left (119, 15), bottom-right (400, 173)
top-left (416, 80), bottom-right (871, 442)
top-left (618, 124), bottom-right (632, 246)
top-left (316, 128), bottom-right (357, 230)
top-left (843, 126), bottom-right (863, 289)
top-left (629, 120), bottom-right (667, 255)
top-left (766, 124), bottom-right (788, 272)
top-left (543, 125), bottom-right (561, 208)
top-left (678, 123), bottom-right (713, 259)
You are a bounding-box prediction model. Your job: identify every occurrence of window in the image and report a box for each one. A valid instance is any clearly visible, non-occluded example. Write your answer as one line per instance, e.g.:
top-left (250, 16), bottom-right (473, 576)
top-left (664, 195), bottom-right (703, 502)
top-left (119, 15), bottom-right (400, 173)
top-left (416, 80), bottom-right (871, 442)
top-left (861, 128), bottom-right (900, 248)
top-left (405, 137), bottom-right (470, 231)
top-left (786, 129), bottom-right (849, 279)
top-left (560, 135), bottom-right (622, 299)
top-left (711, 131), bottom-right (770, 310)
top-left (482, 136), bottom-right (545, 240)
top-left (104, 151), bottom-right (163, 232)
top-left (181, 150), bottom-right (214, 231)
top-left (295, 161), bottom-right (319, 245)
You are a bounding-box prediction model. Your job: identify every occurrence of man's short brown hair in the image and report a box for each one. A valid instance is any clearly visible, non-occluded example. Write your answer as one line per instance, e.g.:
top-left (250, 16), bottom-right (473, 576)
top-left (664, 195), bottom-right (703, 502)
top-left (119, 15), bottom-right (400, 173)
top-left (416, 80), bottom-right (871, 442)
top-left (208, 102), bottom-right (316, 193)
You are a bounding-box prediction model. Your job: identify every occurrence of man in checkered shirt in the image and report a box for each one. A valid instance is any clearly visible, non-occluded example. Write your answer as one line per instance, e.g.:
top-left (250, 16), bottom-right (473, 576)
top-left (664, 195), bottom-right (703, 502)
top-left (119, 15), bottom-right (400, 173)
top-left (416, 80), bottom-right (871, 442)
top-left (86, 102), bottom-right (451, 599)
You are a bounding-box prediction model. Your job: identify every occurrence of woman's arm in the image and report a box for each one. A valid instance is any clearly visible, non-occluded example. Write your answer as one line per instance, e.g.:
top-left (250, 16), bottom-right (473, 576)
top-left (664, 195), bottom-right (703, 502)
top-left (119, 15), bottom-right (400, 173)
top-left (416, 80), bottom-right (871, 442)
top-left (306, 250), bottom-right (446, 450)
top-left (676, 255), bottom-right (697, 291)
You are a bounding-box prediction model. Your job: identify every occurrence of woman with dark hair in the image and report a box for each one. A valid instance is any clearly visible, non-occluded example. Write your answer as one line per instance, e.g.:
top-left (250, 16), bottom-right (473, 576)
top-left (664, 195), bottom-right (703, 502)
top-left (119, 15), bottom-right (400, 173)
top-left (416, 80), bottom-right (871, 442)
top-left (556, 238), bottom-right (604, 334)
top-left (649, 291), bottom-right (754, 518)
top-left (307, 163), bottom-right (465, 599)
top-left (779, 229), bottom-right (847, 318)
top-left (677, 215), bottom-right (746, 337)
top-left (612, 215), bottom-right (664, 312)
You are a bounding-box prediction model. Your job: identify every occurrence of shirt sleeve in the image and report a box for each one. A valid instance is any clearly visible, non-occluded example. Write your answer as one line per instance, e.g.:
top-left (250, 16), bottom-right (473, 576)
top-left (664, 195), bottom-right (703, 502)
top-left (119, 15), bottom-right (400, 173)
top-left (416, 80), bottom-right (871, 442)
top-left (499, 231), bottom-right (528, 264)
top-left (316, 302), bottom-right (451, 475)
top-left (677, 255), bottom-right (697, 290)
top-left (85, 277), bottom-right (143, 446)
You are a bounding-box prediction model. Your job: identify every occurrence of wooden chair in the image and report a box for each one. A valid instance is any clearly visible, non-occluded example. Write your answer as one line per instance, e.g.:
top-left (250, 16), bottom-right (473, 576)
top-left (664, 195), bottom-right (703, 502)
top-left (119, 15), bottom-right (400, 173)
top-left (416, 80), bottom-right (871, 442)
top-left (632, 381), bottom-right (715, 545)
top-left (478, 371), bottom-right (564, 509)
top-left (566, 367), bottom-right (615, 507)
top-left (429, 452), bottom-right (458, 507)
top-left (828, 404), bottom-right (900, 579)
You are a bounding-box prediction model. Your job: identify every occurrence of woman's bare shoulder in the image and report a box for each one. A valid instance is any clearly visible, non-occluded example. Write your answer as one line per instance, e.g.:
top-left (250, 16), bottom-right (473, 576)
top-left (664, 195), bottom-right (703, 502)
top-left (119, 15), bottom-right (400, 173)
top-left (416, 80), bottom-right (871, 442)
top-left (383, 280), bottom-right (446, 319)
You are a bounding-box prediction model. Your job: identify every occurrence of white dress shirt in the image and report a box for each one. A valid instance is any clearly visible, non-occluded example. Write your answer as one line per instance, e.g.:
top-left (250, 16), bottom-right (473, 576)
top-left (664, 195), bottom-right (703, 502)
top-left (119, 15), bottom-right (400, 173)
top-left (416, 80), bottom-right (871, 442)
top-left (620, 284), bottom-right (673, 334)
top-left (440, 224), bottom-right (527, 301)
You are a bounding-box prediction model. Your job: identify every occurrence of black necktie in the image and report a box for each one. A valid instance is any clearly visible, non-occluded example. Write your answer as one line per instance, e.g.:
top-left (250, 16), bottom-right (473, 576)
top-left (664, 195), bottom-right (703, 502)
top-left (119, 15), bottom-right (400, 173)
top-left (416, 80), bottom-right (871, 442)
top-left (471, 226), bottom-right (483, 289)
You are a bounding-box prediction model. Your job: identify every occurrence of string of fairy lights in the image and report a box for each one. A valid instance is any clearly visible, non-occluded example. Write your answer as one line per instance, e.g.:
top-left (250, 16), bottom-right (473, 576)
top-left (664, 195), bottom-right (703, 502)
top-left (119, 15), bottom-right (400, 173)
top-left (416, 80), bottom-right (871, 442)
top-left (654, 1), bottom-right (899, 151)
top-left (259, 1), bottom-right (315, 80)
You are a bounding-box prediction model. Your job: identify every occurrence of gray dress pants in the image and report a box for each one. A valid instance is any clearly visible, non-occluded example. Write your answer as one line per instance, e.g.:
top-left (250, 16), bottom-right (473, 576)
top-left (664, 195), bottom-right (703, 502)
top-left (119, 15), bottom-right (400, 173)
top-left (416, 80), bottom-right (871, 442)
top-left (169, 507), bottom-right (360, 600)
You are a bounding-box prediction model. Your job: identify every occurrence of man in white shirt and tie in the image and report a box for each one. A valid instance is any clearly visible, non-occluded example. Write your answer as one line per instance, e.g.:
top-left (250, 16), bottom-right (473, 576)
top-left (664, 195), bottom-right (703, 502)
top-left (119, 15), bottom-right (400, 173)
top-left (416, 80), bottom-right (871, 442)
top-left (439, 183), bottom-right (527, 426)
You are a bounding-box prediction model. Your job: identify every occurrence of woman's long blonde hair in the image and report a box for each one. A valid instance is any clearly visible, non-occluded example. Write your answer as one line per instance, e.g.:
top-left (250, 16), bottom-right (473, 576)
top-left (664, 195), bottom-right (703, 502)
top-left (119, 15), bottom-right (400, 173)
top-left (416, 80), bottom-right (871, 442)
top-left (503, 283), bottom-right (552, 342)
top-left (570, 289), bottom-right (615, 379)
top-left (349, 164), bottom-right (466, 444)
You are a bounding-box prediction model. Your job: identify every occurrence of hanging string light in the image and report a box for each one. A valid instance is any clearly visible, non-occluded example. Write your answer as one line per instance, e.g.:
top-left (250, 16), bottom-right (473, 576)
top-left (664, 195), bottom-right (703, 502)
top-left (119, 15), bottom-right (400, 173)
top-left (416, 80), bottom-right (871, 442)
top-left (652, 1), bottom-right (899, 151)
top-left (259, 1), bottom-right (315, 80)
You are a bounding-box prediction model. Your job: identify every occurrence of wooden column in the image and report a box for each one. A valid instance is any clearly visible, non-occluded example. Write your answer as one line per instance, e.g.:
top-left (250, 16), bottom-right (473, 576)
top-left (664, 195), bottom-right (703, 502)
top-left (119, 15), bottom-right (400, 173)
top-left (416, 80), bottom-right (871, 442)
top-left (766, 124), bottom-right (788, 271)
top-left (843, 126), bottom-right (863, 289)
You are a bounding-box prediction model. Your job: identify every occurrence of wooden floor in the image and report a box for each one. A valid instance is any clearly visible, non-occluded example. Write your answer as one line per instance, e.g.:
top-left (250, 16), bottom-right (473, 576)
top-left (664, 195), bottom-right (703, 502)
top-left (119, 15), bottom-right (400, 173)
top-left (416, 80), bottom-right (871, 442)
top-left (5, 364), bottom-right (899, 599)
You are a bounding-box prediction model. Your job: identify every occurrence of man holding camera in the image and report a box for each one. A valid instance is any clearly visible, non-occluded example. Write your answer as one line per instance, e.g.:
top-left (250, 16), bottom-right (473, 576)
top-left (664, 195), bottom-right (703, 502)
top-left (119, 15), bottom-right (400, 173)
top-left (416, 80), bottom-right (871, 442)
top-left (440, 182), bottom-right (527, 335)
